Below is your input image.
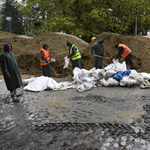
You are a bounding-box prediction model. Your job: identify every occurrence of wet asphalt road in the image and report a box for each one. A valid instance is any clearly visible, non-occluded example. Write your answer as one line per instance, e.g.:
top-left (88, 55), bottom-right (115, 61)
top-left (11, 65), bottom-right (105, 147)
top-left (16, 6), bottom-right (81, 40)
top-left (1, 76), bottom-right (150, 150)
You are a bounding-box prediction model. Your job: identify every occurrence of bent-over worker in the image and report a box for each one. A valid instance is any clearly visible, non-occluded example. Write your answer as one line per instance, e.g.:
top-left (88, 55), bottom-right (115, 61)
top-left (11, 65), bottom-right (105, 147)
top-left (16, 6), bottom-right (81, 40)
top-left (114, 43), bottom-right (134, 69)
top-left (39, 43), bottom-right (51, 77)
top-left (91, 39), bottom-right (105, 69)
top-left (0, 41), bottom-right (22, 102)
top-left (67, 41), bottom-right (84, 69)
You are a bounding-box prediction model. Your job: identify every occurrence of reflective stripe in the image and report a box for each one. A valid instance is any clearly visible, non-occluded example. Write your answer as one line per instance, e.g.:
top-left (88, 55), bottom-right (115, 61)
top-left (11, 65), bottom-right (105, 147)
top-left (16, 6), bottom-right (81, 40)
top-left (119, 44), bottom-right (131, 58)
top-left (122, 49), bottom-right (130, 58)
top-left (70, 44), bottom-right (81, 61)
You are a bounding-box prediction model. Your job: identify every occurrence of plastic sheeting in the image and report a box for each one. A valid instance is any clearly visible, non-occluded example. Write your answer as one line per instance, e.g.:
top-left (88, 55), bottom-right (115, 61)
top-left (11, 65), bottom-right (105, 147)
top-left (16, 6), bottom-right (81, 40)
top-left (23, 60), bottom-right (150, 92)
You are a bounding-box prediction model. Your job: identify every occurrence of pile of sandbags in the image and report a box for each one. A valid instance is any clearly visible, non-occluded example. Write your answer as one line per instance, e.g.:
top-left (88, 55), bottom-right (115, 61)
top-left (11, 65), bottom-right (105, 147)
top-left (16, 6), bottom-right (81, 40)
top-left (23, 59), bottom-right (150, 92)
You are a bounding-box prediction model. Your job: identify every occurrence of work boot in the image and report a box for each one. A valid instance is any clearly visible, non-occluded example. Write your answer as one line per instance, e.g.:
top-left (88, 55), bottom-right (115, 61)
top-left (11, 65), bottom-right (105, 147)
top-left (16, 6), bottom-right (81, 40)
top-left (10, 90), bottom-right (19, 102)
top-left (11, 95), bottom-right (20, 102)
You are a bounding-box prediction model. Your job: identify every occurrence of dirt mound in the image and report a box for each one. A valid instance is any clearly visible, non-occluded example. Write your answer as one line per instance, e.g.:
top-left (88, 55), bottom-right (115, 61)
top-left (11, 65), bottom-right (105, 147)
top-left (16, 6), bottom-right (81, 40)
top-left (0, 31), bottom-right (17, 39)
top-left (83, 32), bottom-right (150, 73)
top-left (0, 31), bottom-right (150, 78)
top-left (0, 32), bottom-right (89, 77)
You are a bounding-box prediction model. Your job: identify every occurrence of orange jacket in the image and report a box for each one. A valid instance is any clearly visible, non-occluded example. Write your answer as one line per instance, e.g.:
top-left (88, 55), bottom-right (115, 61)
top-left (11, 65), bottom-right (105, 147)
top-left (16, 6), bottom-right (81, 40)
top-left (91, 37), bottom-right (96, 41)
top-left (119, 44), bottom-right (131, 58)
top-left (39, 48), bottom-right (51, 65)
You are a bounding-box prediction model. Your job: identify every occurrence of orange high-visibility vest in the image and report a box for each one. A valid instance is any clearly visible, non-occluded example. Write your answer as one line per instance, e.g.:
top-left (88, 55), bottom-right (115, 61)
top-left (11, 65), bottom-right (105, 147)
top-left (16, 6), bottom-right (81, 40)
top-left (39, 48), bottom-right (51, 65)
top-left (91, 37), bottom-right (96, 41)
top-left (119, 44), bottom-right (131, 58)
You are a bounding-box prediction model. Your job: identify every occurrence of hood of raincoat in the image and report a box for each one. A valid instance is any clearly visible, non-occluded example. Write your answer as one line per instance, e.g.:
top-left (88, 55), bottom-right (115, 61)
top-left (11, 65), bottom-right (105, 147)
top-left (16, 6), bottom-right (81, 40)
top-left (98, 39), bottom-right (105, 44)
top-left (3, 41), bottom-right (12, 52)
top-left (67, 41), bottom-right (73, 48)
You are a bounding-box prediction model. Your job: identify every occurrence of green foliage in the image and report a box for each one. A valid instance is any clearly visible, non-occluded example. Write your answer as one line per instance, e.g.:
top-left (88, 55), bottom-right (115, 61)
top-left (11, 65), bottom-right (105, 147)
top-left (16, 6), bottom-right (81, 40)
top-left (0, 0), bottom-right (24, 34)
top-left (14, 0), bottom-right (150, 37)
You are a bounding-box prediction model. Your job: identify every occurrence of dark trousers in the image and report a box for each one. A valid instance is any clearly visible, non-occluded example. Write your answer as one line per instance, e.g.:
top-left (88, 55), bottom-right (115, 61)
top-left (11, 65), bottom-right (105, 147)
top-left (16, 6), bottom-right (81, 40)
top-left (125, 52), bottom-right (134, 69)
top-left (95, 66), bottom-right (102, 70)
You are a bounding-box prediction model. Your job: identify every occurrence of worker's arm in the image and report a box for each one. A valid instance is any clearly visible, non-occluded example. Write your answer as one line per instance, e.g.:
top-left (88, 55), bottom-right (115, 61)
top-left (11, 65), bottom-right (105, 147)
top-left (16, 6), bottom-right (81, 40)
top-left (91, 45), bottom-right (95, 55)
top-left (40, 50), bottom-right (49, 63)
top-left (0, 55), bottom-right (10, 78)
top-left (68, 46), bottom-right (76, 58)
top-left (115, 47), bottom-right (123, 59)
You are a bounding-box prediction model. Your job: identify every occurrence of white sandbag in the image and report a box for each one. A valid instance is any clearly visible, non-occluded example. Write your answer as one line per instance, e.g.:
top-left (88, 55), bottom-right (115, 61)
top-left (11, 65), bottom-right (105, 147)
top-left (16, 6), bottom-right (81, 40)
top-left (129, 70), bottom-right (143, 84)
top-left (89, 68), bottom-right (106, 80)
top-left (104, 59), bottom-right (126, 72)
top-left (24, 76), bottom-right (75, 92)
top-left (107, 78), bottom-right (119, 86)
top-left (120, 76), bottom-right (137, 86)
top-left (104, 63), bottom-right (116, 71)
top-left (63, 56), bottom-right (70, 69)
top-left (140, 79), bottom-right (150, 89)
top-left (105, 70), bottom-right (117, 78)
top-left (77, 81), bottom-right (95, 92)
top-left (113, 59), bottom-right (127, 72)
top-left (73, 67), bottom-right (82, 77)
top-left (48, 80), bottom-right (75, 90)
top-left (97, 78), bottom-right (109, 87)
top-left (23, 76), bottom-right (49, 91)
top-left (73, 74), bottom-right (83, 84)
top-left (141, 72), bottom-right (150, 80)
top-left (47, 78), bottom-right (62, 90)
top-left (79, 71), bottom-right (89, 81)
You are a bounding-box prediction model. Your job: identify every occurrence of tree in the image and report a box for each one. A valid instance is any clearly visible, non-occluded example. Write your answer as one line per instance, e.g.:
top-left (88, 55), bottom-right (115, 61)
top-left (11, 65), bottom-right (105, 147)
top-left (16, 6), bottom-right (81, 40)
top-left (15, 0), bottom-right (150, 37)
top-left (0, 0), bottom-right (24, 34)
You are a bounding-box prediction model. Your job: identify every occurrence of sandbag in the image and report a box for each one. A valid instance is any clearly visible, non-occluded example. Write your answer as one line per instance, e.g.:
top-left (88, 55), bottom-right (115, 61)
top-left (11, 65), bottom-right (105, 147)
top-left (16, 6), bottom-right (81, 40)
top-left (120, 76), bottom-right (137, 86)
top-left (104, 59), bottom-right (127, 72)
top-left (63, 56), bottom-right (70, 69)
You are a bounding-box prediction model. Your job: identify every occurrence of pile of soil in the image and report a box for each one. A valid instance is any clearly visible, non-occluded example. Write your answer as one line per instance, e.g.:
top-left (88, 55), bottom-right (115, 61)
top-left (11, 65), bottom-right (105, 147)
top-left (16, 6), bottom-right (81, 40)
top-left (83, 32), bottom-right (150, 73)
top-left (0, 31), bottom-right (150, 78)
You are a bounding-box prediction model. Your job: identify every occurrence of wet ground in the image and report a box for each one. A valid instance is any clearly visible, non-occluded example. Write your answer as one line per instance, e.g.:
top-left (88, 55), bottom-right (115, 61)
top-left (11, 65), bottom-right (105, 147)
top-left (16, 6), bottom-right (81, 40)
top-left (1, 75), bottom-right (150, 150)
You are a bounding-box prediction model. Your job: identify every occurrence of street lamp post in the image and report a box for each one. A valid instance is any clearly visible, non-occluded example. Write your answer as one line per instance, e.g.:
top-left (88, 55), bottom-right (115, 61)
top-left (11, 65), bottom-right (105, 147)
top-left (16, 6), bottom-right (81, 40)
top-left (6, 17), bottom-right (12, 33)
top-left (32, 5), bottom-right (40, 35)
top-left (22, 15), bottom-right (27, 35)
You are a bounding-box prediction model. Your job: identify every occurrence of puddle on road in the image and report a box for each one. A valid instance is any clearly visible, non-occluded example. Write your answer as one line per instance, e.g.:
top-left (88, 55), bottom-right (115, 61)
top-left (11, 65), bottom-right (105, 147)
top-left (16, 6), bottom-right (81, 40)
top-left (105, 104), bottom-right (146, 123)
top-left (25, 92), bottom-right (147, 124)
top-left (34, 96), bottom-right (76, 122)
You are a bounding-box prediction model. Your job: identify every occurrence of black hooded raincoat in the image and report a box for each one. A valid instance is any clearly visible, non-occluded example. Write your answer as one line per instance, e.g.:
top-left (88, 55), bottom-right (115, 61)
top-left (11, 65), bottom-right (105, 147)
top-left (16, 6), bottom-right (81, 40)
top-left (0, 41), bottom-right (22, 91)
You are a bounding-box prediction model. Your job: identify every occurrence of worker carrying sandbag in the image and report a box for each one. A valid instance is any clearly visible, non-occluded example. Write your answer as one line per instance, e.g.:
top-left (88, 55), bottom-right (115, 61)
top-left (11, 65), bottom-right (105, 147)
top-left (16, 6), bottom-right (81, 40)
top-left (114, 43), bottom-right (134, 69)
top-left (66, 41), bottom-right (84, 69)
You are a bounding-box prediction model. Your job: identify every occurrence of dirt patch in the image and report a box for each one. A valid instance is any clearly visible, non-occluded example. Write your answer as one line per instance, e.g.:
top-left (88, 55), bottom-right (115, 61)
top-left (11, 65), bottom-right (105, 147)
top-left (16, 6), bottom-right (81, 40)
top-left (0, 31), bottom-right (150, 77)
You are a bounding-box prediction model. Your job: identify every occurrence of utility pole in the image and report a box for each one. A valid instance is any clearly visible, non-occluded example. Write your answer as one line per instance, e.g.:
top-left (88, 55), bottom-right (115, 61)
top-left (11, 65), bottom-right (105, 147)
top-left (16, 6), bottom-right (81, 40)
top-left (134, 9), bottom-right (138, 36)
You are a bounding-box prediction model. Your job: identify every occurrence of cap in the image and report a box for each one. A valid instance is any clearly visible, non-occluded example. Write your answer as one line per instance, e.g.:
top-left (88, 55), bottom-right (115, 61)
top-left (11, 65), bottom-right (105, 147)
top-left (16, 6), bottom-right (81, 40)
top-left (114, 43), bottom-right (119, 48)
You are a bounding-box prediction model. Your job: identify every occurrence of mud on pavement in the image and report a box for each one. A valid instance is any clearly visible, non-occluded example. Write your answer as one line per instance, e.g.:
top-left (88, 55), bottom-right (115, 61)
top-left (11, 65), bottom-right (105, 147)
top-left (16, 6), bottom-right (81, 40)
top-left (1, 77), bottom-right (150, 150)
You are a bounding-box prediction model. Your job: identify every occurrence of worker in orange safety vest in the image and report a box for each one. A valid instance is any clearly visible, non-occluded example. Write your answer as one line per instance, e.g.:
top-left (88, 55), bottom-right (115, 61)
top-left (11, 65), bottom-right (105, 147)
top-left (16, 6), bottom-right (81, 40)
top-left (114, 43), bottom-right (134, 69)
top-left (39, 43), bottom-right (52, 77)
